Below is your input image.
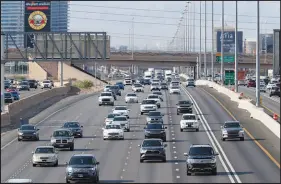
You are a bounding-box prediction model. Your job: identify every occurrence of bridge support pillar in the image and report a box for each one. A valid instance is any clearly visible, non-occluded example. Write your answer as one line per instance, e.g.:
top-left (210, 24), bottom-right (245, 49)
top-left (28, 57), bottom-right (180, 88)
top-left (106, 64), bottom-right (111, 74)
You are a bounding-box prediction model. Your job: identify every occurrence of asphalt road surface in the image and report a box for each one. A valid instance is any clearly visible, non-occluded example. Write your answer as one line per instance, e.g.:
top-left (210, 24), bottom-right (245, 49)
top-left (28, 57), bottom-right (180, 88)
top-left (1, 85), bottom-right (280, 183)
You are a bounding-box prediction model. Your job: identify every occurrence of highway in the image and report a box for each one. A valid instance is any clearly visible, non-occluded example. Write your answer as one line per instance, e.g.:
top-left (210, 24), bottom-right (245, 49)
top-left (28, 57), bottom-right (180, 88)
top-left (238, 86), bottom-right (280, 117)
top-left (1, 85), bottom-right (280, 183)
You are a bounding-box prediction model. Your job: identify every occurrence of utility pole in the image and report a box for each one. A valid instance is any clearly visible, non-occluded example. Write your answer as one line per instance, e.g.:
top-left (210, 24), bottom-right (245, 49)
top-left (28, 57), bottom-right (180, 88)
top-left (204, 1), bottom-right (207, 77)
top-left (211, 1), bottom-right (214, 81)
top-left (199, 1), bottom-right (202, 78)
top-left (193, 3), bottom-right (196, 52)
top-left (188, 1), bottom-right (191, 52)
top-left (221, 1), bottom-right (225, 84)
top-left (234, 1), bottom-right (238, 92)
top-left (184, 9), bottom-right (187, 54)
top-left (131, 17), bottom-right (134, 59)
top-left (256, 1), bottom-right (260, 107)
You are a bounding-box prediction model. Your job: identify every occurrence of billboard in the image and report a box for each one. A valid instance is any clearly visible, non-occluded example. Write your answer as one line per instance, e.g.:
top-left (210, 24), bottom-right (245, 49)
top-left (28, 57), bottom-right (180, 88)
top-left (273, 29), bottom-right (280, 76)
top-left (217, 31), bottom-right (243, 53)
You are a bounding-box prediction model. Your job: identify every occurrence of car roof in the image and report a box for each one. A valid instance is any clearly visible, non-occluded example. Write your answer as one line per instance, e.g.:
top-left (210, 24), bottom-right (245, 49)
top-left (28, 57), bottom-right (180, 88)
top-left (190, 144), bottom-right (212, 148)
top-left (35, 146), bottom-right (54, 149)
top-left (114, 106), bottom-right (127, 108)
top-left (224, 121), bottom-right (240, 124)
top-left (72, 154), bottom-right (95, 157)
top-left (64, 121), bottom-right (79, 124)
top-left (126, 93), bottom-right (137, 95)
top-left (143, 138), bottom-right (163, 141)
top-left (182, 113), bottom-right (196, 116)
top-left (114, 116), bottom-right (127, 118)
top-left (21, 124), bottom-right (35, 127)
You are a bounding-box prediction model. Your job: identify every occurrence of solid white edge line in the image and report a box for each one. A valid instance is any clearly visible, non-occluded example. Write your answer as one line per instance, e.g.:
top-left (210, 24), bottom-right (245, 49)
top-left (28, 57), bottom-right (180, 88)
top-left (181, 85), bottom-right (237, 183)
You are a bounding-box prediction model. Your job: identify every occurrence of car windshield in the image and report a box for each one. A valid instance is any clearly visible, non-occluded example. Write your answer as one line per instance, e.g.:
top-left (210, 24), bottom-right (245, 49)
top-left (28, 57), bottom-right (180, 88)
top-left (148, 112), bottom-right (161, 116)
top-left (28, 80), bottom-right (36, 83)
top-left (189, 147), bottom-right (214, 156)
top-left (20, 82), bottom-right (28, 85)
top-left (53, 130), bottom-right (71, 137)
top-left (179, 101), bottom-right (191, 105)
top-left (134, 84), bottom-right (142, 87)
top-left (105, 86), bottom-right (111, 88)
top-left (69, 156), bottom-right (94, 165)
top-left (171, 87), bottom-right (179, 89)
top-left (142, 140), bottom-right (162, 147)
top-left (11, 91), bottom-right (18, 95)
top-left (35, 147), bottom-right (55, 154)
top-left (21, 125), bottom-right (36, 130)
top-left (146, 124), bottom-right (164, 129)
top-left (101, 93), bottom-right (111, 96)
top-left (110, 86), bottom-right (119, 89)
top-left (107, 114), bottom-right (118, 118)
top-left (172, 82), bottom-right (179, 84)
top-left (152, 83), bottom-right (159, 86)
top-left (183, 115), bottom-right (196, 120)
top-left (127, 94), bottom-right (137, 97)
top-left (115, 107), bottom-right (127, 110)
top-left (105, 124), bottom-right (121, 129)
top-left (187, 79), bottom-right (194, 82)
top-left (142, 100), bottom-right (156, 104)
top-left (148, 95), bottom-right (158, 99)
top-left (224, 122), bottom-right (241, 128)
top-left (43, 81), bottom-right (50, 83)
top-left (63, 122), bottom-right (80, 128)
top-left (153, 92), bottom-right (162, 95)
top-left (160, 83), bottom-right (167, 85)
top-left (113, 117), bottom-right (127, 121)
top-left (116, 82), bottom-right (123, 85)
top-left (4, 93), bottom-right (11, 97)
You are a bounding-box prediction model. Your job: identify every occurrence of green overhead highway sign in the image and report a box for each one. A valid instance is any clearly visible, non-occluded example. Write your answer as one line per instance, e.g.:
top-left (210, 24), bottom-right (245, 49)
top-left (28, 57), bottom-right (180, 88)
top-left (216, 55), bottom-right (235, 63)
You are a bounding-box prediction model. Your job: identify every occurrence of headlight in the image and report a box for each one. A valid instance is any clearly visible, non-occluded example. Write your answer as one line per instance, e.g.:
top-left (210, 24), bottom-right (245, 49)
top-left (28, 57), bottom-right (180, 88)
top-left (18, 132), bottom-right (23, 135)
top-left (210, 158), bottom-right (216, 163)
top-left (67, 167), bottom-right (73, 173)
top-left (222, 130), bottom-right (228, 134)
top-left (33, 132), bottom-right (36, 134)
top-left (99, 98), bottom-right (102, 102)
top-left (51, 138), bottom-right (56, 143)
top-left (140, 149), bottom-right (146, 153)
top-left (239, 130), bottom-right (244, 134)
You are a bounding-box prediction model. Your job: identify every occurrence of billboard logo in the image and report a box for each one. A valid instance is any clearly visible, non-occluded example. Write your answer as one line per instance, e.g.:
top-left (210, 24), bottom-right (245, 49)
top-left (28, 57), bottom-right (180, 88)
top-left (28, 11), bottom-right (47, 31)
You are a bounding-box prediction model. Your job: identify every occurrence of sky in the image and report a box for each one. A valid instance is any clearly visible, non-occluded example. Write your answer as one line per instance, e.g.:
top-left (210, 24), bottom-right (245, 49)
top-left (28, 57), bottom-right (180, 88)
top-left (69, 1), bottom-right (280, 51)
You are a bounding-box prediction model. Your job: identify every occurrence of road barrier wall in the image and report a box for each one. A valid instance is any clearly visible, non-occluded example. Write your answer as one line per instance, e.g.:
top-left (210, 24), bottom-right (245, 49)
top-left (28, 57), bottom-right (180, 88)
top-left (180, 74), bottom-right (280, 138)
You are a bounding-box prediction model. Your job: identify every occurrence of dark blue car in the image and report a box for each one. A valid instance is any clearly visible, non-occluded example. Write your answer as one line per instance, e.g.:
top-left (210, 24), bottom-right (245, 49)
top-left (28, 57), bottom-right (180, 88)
top-left (115, 82), bottom-right (124, 90)
top-left (10, 91), bottom-right (20, 101)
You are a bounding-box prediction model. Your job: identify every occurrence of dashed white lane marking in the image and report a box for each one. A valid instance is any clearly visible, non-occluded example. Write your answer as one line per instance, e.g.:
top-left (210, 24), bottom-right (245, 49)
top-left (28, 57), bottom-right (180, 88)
top-left (172, 137), bottom-right (175, 140)
top-left (172, 134), bottom-right (175, 136)
top-left (126, 157), bottom-right (129, 159)
top-left (125, 163), bottom-right (127, 165)
top-left (133, 134), bottom-right (135, 137)
top-left (171, 130), bottom-right (174, 132)
top-left (173, 146), bottom-right (176, 149)
top-left (123, 169), bottom-right (126, 172)
top-left (175, 168), bottom-right (179, 171)
top-left (120, 176), bottom-right (123, 179)
top-left (174, 156), bottom-right (178, 159)
top-left (176, 176), bottom-right (180, 179)
top-left (175, 162), bottom-right (179, 165)
top-left (129, 146), bottom-right (132, 149)
top-left (82, 152), bottom-right (85, 154)
top-left (174, 151), bottom-right (177, 154)
top-left (172, 142), bottom-right (176, 144)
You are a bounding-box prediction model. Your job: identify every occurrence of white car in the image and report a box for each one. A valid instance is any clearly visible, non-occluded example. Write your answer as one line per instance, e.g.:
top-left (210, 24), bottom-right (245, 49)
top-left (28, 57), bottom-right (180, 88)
top-left (260, 84), bottom-right (266, 92)
top-left (102, 123), bottom-right (124, 140)
top-left (104, 113), bottom-right (121, 124)
top-left (103, 85), bottom-right (111, 92)
top-left (146, 94), bottom-right (161, 108)
top-left (125, 93), bottom-right (139, 103)
top-left (112, 116), bottom-right (130, 132)
top-left (32, 146), bottom-right (58, 167)
top-left (112, 106), bottom-right (130, 118)
top-left (169, 86), bottom-right (181, 94)
top-left (152, 91), bottom-right (164, 101)
top-left (98, 92), bottom-right (115, 106)
top-left (150, 82), bottom-right (161, 91)
top-left (266, 83), bottom-right (277, 90)
top-left (132, 83), bottom-right (144, 92)
top-left (140, 99), bottom-right (158, 115)
top-left (124, 78), bottom-right (132, 85)
top-left (180, 114), bottom-right (200, 132)
top-left (41, 80), bottom-right (52, 89)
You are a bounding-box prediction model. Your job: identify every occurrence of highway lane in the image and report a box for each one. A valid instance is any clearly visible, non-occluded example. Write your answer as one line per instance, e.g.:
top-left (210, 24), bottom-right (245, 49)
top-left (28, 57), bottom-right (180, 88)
top-left (184, 86), bottom-right (280, 183)
top-left (238, 86), bottom-right (280, 116)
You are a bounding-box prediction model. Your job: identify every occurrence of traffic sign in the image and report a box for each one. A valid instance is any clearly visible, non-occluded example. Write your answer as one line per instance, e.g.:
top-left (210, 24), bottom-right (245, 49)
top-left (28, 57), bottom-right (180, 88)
top-left (216, 55), bottom-right (235, 63)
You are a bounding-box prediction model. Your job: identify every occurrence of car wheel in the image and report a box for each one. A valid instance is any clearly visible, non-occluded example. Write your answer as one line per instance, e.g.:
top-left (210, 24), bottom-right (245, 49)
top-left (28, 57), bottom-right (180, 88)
top-left (162, 158), bottom-right (166, 162)
top-left (66, 179), bottom-right (70, 183)
top-left (211, 168), bottom-right (217, 175)
top-left (141, 112), bottom-right (143, 115)
top-left (240, 137), bottom-right (244, 141)
top-left (70, 144), bottom-right (74, 151)
top-left (125, 101), bottom-right (127, 103)
top-left (54, 160), bottom-right (58, 167)
top-left (163, 137), bottom-right (167, 142)
top-left (140, 159), bottom-right (144, 163)
top-left (127, 129), bottom-right (130, 132)
top-left (36, 136), bottom-right (39, 141)
top-left (112, 103), bottom-right (114, 106)
top-left (18, 137), bottom-right (21, 141)
top-left (95, 175), bottom-right (99, 183)
top-left (180, 128), bottom-right (183, 132)
top-left (33, 164), bottom-right (36, 167)
top-left (99, 104), bottom-right (101, 106)
top-left (222, 138), bottom-right (225, 141)
top-left (196, 128), bottom-right (199, 132)
top-left (103, 138), bottom-right (106, 140)
top-left (80, 134), bottom-right (83, 138)
top-left (177, 112), bottom-right (179, 115)
top-left (186, 168), bottom-right (191, 175)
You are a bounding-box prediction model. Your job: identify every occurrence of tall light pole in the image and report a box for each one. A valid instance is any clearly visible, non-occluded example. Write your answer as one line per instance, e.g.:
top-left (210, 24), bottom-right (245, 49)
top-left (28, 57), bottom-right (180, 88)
top-left (193, 3), bottom-right (196, 52)
top-left (220, 1), bottom-right (224, 84)
top-left (131, 17), bottom-right (134, 59)
top-left (234, 1), bottom-right (238, 92)
top-left (188, 1), bottom-right (191, 52)
top-left (199, 1), bottom-right (202, 78)
top-left (204, 1), bottom-right (207, 77)
top-left (187, 2), bottom-right (190, 53)
top-left (211, 1), bottom-right (214, 81)
top-left (184, 10), bottom-right (187, 53)
top-left (256, 1), bottom-right (260, 107)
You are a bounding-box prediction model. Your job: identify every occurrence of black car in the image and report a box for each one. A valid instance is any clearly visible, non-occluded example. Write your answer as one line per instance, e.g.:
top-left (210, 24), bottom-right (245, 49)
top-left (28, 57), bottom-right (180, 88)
top-left (62, 122), bottom-right (84, 138)
top-left (144, 123), bottom-right (167, 142)
top-left (17, 124), bottom-right (40, 141)
top-left (160, 82), bottom-right (168, 90)
top-left (66, 154), bottom-right (100, 183)
top-left (139, 139), bottom-right (167, 162)
top-left (109, 85), bottom-right (121, 96)
top-left (269, 87), bottom-right (280, 97)
top-left (143, 79), bottom-right (151, 85)
top-left (4, 92), bottom-right (13, 103)
top-left (18, 81), bottom-right (30, 91)
top-left (146, 111), bottom-right (164, 122)
top-left (176, 100), bottom-right (193, 115)
top-left (27, 79), bottom-right (38, 89)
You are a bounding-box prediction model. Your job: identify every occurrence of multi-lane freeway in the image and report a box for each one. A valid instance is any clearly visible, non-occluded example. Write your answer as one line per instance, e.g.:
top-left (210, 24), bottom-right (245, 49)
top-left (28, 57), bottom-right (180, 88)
top-left (1, 85), bottom-right (280, 183)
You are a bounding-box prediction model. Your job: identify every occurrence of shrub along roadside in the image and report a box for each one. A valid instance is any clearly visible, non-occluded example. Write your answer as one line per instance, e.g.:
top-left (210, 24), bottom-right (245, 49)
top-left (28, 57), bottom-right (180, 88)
top-left (73, 80), bottom-right (94, 89)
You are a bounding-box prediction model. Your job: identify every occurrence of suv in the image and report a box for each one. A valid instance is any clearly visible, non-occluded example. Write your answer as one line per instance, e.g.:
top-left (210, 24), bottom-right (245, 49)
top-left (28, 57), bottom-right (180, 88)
top-left (176, 100), bottom-right (193, 115)
top-left (66, 154), bottom-right (100, 183)
top-left (41, 80), bottom-right (52, 89)
top-left (138, 139), bottom-right (167, 162)
top-left (146, 111), bottom-right (164, 122)
top-left (98, 92), bottom-right (115, 106)
top-left (184, 144), bottom-right (219, 175)
top-left (221, 121), bottom-right (244, 141)
top-left (144, 123), bottom-right (167, 142)
top-left (4, 92), bottom-right (13, 104)
top-left (186, 78), bottom-right (196, 87)
top-left (27, 79), bottom-right (38, 89)
top-left (62, 122), bottom-right (83, 138)
top-left (180, 114), bottom-right (200, 132)
top-left (109, 85), bottom-right (121, 96)
top-left (269, 87), bottom-right (280, 97)
top-left (50, 129), bottom-right (75, 151)
top-left (247, 80), bottom-right (256, 88)
top-left (150, 82), bottom-right (161, 91)
top-left (32, 146), bottom-right (58, 167)
top-left (146, 94), bottom-right (161, 108)
top-left (152, 91), bottom-right (163, 101)
top-left (140, 99), bottom-right (158, 115)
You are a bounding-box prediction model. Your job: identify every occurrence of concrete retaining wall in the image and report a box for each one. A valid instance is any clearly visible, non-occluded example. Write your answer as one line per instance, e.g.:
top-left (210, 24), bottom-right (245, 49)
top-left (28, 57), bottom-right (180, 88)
top-left (1, 112), bottom-right (11, 127)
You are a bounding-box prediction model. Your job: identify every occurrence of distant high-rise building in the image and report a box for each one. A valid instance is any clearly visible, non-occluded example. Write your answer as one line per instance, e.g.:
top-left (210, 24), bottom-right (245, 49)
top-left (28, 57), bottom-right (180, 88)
top-left (119, 45), bottom-right (128, 52)
top-left (50, 1), bottom-right (69, 32)
top-left (244, 39), bottom-right (256, 55)
top-left (260, 33), bottom-right (273, 53)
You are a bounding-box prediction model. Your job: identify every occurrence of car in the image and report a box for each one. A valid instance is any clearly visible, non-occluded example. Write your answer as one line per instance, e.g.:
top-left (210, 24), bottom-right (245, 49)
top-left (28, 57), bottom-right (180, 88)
top-left (112, 116), bottom-right (130, 132)
top-left (6, 86), bottom-right (17, 92)
top-left (267, 82), bottom-right (277, 90)
top-left (115, 82), bottom-right (124, 90)
top-left (170, 81), bottom-right (180, 87)
top-left (146, 111), bottom-right (164, 122)
top-left (109, 85), bottom-right (121, 96)
top-left (32, 146), bottom-right (58, 167)
top-left (4, 92), bottom-right (14, 103)
top-left (146, 119), bottom-right (164, 124)
top-left (169, 86), bottom-right (181, 94)
top-left (6, 179), bottom-right (33, 183)
top-left (17, 124), bottom-right (40, 141)
top-left (140, 99), bottom-right (158, 115)
top-left (180, 114), bottom-right (200, 132)
top-left (10, 91), bottom-right (20, 101)
top-left (17, 81), bottom-right (30, 91)
top-left (112, 106), bottom-right (130, 118)
top-left (160, 82), bottom-right (168, 90)
top-left (27, 79), bottom-right (38, 89)
top-left (138, 139), bottom-right (167, 162)
top-left (221, 121), bottom-right (244, 141)
top-left (98, 92), bottom-right (115, 106)
top-left (125, 93), bottom-right (139, 103)
top-left (50, 129), bottom-right (75, 150)
top-left (260, 84), bottom-right (266, 92)
top-left (124, 78), bottom-right (133, 85)
top-left (184, 144), bottom-right (219, 175)
top-left (238, 80), bottom-right (246, 86)
top-left (143, 79), bottom-right (151, 85)
top-left (4, 81), bottom-right (11, 89)
top-left (150, 82), bottom-right (161, 91)
top-left (269, 87), bottom-right (280, 97)
top-left (247, 80), bottom-right (256, 88)
top-left (66, 154), bottom-right (100, 183)
top-left (104, 113), bottom-right (121, 124)
top-left (147, 94), bottom-right (161, 108)
top-left (176, 100), bottom-right (193, 115)
top-left (102, 123), bottom-right (124, 140)
top-left (144, 123), bottom-right (167, 142)
top-left (186, 78), bottom-right (196, 87)
top-left (103, 85), bottom-right (111, 92)
top-left (151, 79), bottom-right (160, 83)
top-left (62, 121), bottom-right (83, 138)
top-left (152, 91), bottom-right (163, 101)
top-left (132, 83), bottom-right (144, 92)
top-left (41, 80), bottom-right (52, 89)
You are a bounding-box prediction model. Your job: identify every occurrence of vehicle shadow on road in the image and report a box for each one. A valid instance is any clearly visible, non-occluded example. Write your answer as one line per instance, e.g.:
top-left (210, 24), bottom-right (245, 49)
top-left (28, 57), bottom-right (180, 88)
top-left (215, 171), bottom-right (254, 176)
top-left (226, 138), bottom-right (265, 142)
top-left (166, 139), bottom-right (187, 143)
top-left (72, 148), bottom-right (98, 152)
top-left (100, 180), bottom-right (134, 183)
top-left (165, 159), bottom-right (186, 163)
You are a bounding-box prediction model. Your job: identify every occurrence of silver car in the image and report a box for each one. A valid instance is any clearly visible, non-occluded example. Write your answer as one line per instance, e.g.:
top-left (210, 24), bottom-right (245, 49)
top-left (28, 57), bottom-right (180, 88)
top-left (221, 121), bottom-right (244, 141)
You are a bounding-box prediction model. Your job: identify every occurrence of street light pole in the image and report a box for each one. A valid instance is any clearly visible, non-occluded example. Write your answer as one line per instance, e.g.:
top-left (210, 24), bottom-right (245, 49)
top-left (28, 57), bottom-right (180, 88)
top-left (184, 9), bottom-right (187, 54)
top-left (132, 17), bottom-right (134, 59)
top-left (234, 1), bottom-right (238, 92)
top-left (221, 1), bottom-right (224, 84)
top-left (193, 2), bottom-right (196, 52)
top-left (211, 1), bottom-right (214, 81)
top-left (256, 1), bottom-right (260, 107)
top-left (204, 1), bottom-right (207, 77)
top-left (199, 1), bottom-right (202, 78)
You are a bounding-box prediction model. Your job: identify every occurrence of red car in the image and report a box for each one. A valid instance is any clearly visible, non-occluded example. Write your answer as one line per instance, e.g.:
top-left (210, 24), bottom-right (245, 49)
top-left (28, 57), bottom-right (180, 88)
top-left (6, 87), bottom-right (17, 92)
top-left (247, 80), bottom-right (256, 88)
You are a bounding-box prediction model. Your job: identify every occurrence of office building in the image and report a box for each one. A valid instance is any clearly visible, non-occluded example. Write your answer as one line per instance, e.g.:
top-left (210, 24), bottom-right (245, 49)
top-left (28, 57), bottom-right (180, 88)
top-left (260, 33), bottom-right (273, 53)
top-left (50, 1), bottom-right (69, 32)
top-left (244, 39), bottom-right (256, 55)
